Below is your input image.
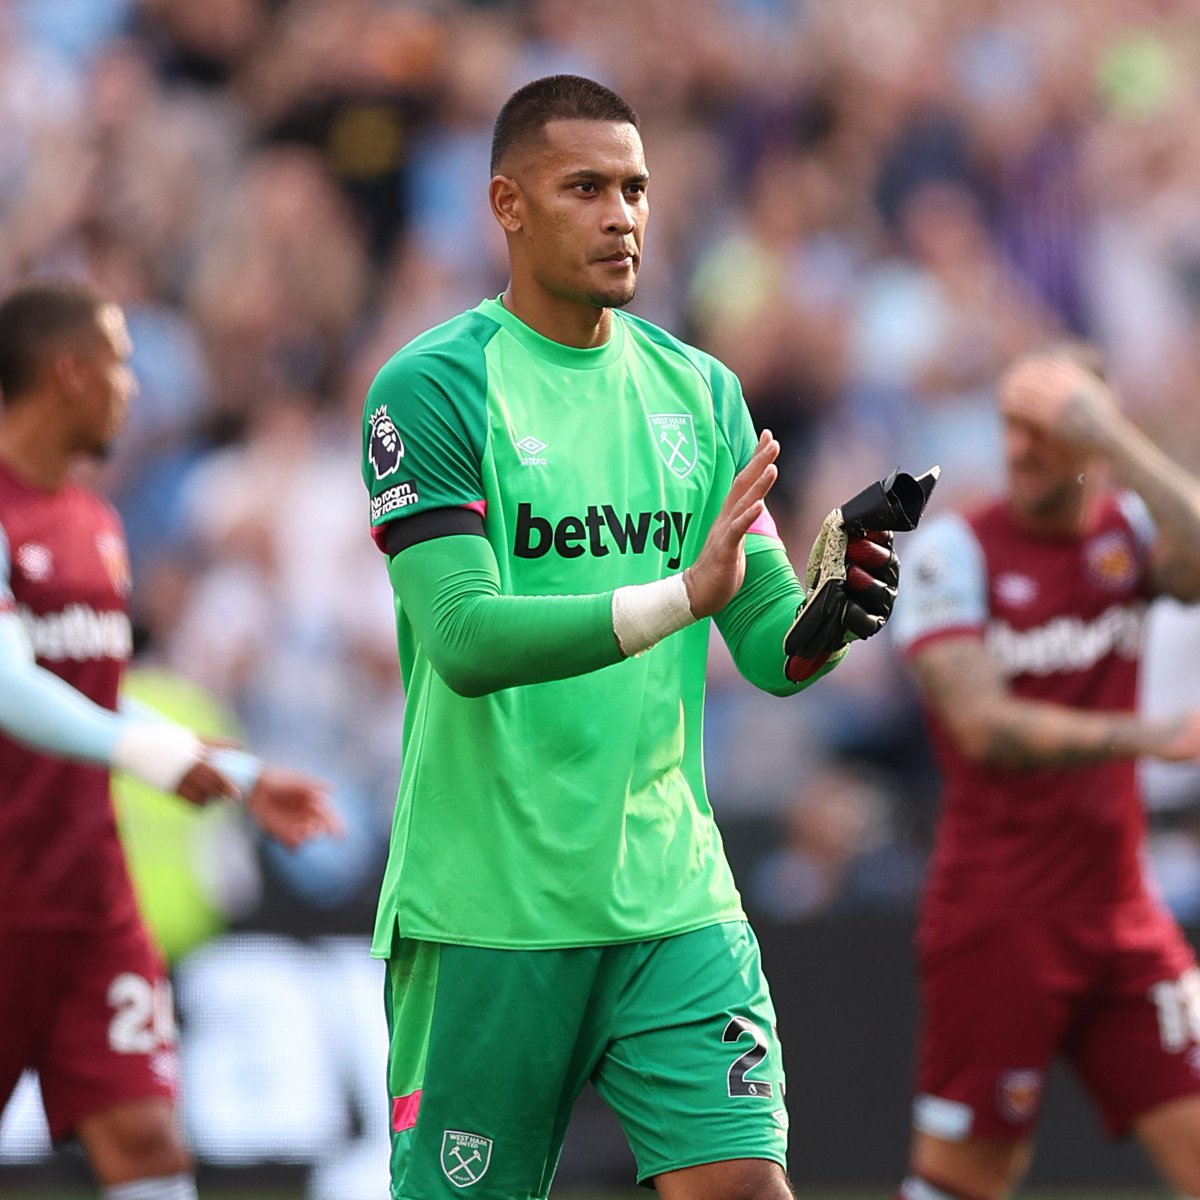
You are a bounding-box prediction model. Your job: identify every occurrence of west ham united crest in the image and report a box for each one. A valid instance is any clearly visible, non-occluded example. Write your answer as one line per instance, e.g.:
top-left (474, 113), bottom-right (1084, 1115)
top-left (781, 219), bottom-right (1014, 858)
top-left (95, 532), bottom-right (131, 597)
top-left (368, 406), bottom-right (405, 480)
top-left (996, 1068), bottom-right (1042, 1124)
top-left (440, 1130), bottom-right (492, 1188)
top-left (1084, 530), bottom-right (1137, 591)
top-left (649, 413), bottom-right (698, 478)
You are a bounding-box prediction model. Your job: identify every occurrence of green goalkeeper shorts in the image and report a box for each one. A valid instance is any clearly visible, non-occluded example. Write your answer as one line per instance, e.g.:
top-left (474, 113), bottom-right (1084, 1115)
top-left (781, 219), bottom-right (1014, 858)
top-left (383, 919), bottom-right (788, 1200)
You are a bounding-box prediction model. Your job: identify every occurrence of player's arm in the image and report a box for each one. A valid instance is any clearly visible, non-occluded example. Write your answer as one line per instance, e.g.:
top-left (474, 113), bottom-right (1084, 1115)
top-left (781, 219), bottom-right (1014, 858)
top-left (387, 432), bottom-right (783, 697)
top-left (0, 606), bottom-right (210, 790)
top-left (719, 465), bottom-right (932, 692)
top-left (893, 512), bottom-right (1200, 770)
top-left (909, 633), bottom-right (1200, 769)
top-left (714, 541), bottom-right (838, 697)
top-left (0, 610), bottom-right (338, 847)
top-left (1117, 440), bottom-right (1200, 602)
top-left (388, 529), bottom-right (620, 696)
top-left (1000, 352), bottom-right (1200, 600)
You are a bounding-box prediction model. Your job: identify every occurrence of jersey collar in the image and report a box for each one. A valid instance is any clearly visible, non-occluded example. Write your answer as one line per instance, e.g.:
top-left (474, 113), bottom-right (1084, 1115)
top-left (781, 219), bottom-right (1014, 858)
top-left (478, 296), bottom-right (626, 369)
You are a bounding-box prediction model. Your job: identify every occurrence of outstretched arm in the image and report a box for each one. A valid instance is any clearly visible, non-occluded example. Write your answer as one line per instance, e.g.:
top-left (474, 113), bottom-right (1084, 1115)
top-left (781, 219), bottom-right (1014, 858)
top-left (910, 633), bottom-right (1200, 770)
top-left (714, 541), bottom-right (837, 697)
top-left (0, 610), bottom-right (339, 845)
top-left (0, 608), bottom-right (217, 792)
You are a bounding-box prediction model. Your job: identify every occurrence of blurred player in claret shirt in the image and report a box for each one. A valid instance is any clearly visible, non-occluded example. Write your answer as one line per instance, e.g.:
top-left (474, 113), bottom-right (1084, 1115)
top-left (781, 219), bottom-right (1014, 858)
top-left (0, 279), bottom-right (342, 1200)
top-left (890, 343), bottom-right (1200, 1200)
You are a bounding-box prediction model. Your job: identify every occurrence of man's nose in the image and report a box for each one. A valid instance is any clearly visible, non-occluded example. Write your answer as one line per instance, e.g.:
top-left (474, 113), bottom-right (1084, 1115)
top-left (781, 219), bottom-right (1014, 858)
top-left (603, 195), bottom-right (635, 234)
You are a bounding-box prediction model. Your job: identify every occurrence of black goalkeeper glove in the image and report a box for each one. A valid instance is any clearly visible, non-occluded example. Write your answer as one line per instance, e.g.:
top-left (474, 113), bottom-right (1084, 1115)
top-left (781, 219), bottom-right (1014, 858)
top-left (784, 466), bottom-right (939, 683)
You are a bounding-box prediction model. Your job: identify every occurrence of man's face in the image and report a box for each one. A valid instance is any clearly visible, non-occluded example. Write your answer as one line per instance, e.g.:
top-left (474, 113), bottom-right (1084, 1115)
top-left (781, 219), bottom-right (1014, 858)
top-left (1002, 412), bottom-right (1088, 519)
top-left (72, 303), bottom-right (137, 457)
top-left (505, 118), bottom-right (648, 310)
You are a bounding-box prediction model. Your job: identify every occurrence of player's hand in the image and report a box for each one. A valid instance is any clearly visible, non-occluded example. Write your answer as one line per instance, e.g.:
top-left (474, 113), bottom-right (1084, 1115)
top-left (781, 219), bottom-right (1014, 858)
top-left (782, 465), bottom-right (935, 683)
top-left (997, 354), bottom-right (1121, 452)
top-left (782, 526), bottom-right (900, 682)
top-left (845, 529), bottom-right (900, 633)
top-left (1150, 711), bottom-right (1200, 763)
top-left (244, 768), bottom-right (344, 850)
top-left (683, 429), bottom-right (779, 619)
top-left (175, 760), bottom-right (239, 807)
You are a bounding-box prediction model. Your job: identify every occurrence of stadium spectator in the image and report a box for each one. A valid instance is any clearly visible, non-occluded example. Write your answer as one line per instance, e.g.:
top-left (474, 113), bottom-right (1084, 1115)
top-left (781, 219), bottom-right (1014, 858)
top-left (750, 761), bottom-right (914, 921)
top-left (889, 342), bottom-right (1200, 1200)
top-left (0, 279), bottom-right (340, 1200)
top-left (359, 74), bottom-right (904, 1200)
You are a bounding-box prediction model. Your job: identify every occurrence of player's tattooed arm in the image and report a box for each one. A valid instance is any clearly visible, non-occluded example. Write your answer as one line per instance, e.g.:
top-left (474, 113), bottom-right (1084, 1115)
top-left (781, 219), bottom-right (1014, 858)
top-left (910, 635), bottom-right (1200, 770)
top-left (1094, 397), bottom-right (1200, 600)
top-left (1128, 451), bottom-right (1200, 601)
top-left (1000, 353), bottom-right (1200, 601)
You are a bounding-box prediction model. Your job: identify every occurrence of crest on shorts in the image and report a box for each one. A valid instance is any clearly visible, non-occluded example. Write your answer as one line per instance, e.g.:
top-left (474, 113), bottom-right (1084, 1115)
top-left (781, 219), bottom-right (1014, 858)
top-left (996, 1068), bottom-right (1042, 1124)
top-left (649, 413), bottom-right (698, 478)
top-left (368, 406), bottom-right (405, 480)
top-left (440, 1130), bottom-right (492, 1188)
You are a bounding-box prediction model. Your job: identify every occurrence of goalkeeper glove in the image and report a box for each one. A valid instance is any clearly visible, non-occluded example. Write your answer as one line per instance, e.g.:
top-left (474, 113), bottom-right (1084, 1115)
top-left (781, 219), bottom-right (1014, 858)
top-left (784, 466), bottom-right (939, 683)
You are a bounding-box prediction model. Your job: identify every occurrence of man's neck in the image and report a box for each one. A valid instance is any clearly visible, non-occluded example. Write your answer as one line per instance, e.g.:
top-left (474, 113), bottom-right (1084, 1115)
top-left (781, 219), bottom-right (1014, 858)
top-left (500, 285), bottom-right (612, 349)
top-left (1007, 491), bottom-right (1096, 539)
top-left (0, 407), bottom-right (71, 490)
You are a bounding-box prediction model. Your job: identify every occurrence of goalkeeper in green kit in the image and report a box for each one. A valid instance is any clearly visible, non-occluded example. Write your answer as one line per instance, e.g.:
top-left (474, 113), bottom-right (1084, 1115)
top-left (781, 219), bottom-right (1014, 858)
top-left (361, 74), bottom-right (934, 1200)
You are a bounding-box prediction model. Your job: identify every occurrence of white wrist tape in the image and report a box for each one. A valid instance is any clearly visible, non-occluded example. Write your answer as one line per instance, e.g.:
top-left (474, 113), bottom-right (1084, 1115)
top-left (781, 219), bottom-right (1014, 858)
top-left (112, 721), bottom-right (205, 794)
top-left (611, 573), bottom-right (697, 657)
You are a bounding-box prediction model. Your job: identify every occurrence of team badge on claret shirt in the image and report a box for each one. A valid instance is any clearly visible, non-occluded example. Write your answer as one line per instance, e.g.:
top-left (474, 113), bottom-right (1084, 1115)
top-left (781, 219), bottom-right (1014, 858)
top-left (1084, 530), bottom-right (1138, 591)
top-left (368, 406), bottom-right (405, 480)
top-left (95, 532), bottom-right (131, 597)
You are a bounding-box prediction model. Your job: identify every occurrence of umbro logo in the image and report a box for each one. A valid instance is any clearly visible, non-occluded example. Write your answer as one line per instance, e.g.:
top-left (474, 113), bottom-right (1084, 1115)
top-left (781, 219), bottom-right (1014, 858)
top-left (16, 542), bottom-right (53, 581)
top-left (515, 435), bottom-right (548, 466)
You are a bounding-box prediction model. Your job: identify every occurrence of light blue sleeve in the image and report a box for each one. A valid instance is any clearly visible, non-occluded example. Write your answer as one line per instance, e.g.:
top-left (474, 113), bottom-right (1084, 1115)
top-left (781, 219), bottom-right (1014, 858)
top-left (117, 694), bottom-right (263, 797)
top-left (0, 523), bottom-right (12, 607)
top-left (0, 606), bottom-right (124, 764)
top-left (889, 513), bottom-right (988, 654)
top-left (206, 747), bottom-right (263, 797)
top-left (0, 516), bottom-right (126, 760)
top-left (0, 522), bottom-right (263, 795)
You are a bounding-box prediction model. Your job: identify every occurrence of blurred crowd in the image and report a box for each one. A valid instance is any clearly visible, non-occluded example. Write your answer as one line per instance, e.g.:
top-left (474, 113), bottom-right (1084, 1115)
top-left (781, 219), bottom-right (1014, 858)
top-left (6, 0), bottom-right (1200, 927)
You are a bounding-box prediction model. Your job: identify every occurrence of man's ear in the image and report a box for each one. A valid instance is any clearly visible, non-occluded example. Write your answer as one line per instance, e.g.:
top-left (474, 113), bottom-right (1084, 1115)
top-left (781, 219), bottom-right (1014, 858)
top-left (52, 351), bottom-right (84, 397)
top-left (489, 174), bottom-right (523, 234)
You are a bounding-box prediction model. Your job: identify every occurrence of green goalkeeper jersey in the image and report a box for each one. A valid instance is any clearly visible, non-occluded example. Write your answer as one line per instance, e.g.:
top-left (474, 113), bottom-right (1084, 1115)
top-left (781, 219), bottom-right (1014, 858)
top-left (362, 297), bottom-right (778, 952)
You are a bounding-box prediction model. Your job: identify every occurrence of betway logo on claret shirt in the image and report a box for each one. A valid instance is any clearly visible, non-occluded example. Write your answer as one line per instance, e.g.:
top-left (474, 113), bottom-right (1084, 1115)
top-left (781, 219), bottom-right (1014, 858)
top-left (988, 602), bottom-right (1144, 678)
top-left (514, 503), bottom-right (694, 571)
top-left (19, 603), bottom-right (132, 662)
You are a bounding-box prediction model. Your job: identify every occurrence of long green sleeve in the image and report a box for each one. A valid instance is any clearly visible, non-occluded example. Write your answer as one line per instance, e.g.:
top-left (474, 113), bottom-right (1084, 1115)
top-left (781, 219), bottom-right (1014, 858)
top-left (715, 541), bottom-right (843, 696)
top-left (388, 534), bottom-right (623, 697)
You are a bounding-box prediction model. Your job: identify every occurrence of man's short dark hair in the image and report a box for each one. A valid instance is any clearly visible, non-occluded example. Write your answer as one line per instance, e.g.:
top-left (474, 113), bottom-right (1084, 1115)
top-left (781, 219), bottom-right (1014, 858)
top-left (490, 74), bottom-right (639, 174)
top-left (0, 279), bottom-right (106, 404)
